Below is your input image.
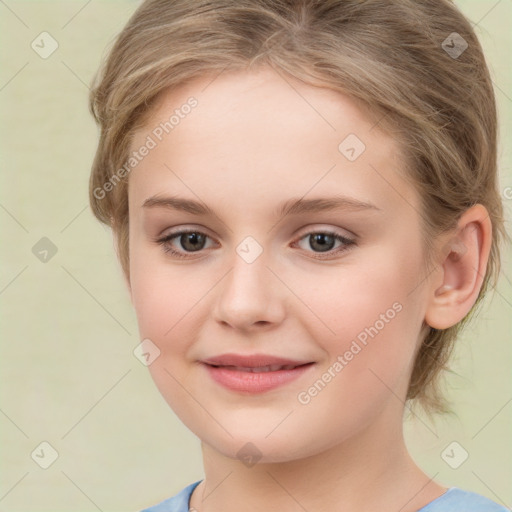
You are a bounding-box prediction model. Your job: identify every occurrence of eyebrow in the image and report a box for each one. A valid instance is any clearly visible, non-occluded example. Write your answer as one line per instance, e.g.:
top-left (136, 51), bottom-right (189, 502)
top-left (142, 194), bottom-right (381, 217)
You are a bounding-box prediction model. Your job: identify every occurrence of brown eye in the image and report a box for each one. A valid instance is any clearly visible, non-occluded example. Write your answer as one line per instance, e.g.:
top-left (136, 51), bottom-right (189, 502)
top-left (156, 229), bottom-right (215, 258)
top-left (155, 228), bottom-right (355, 260)
top-left (178, 232), bottom-right (207, 252)
top-left (307, 233), bottom-right (336, 252)
top-left (294, 230), bottom-right (356, 259)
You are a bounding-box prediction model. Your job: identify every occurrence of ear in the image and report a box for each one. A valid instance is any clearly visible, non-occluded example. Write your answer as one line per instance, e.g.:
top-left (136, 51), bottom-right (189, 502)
top-left (112, 227), bottom-right (133, 303)
top-left (424, 204), bottom-right (492, 330)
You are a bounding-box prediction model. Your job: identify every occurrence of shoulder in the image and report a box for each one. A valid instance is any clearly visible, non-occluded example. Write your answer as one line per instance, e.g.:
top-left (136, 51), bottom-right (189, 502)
top-left (419, 487), bottom-right (509, 511)
top-left (140, 480), bottom-right (203, 512)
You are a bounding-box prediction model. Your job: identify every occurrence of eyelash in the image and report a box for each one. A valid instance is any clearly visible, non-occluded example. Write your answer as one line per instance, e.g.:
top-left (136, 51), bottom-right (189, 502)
top-left (154, 228), bottom-right (356, 260)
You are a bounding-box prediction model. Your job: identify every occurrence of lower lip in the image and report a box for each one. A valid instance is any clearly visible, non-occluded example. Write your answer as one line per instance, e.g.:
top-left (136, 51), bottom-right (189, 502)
top-left (202, 363), bottom-right (315, 393)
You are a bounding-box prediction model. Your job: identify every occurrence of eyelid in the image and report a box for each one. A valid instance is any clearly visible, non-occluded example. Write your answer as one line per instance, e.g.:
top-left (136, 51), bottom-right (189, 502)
top-left (154, 227), bottom-right (218, 258)
top-left (290, 228), bottom-right (356, 260)
top-left (157, 223), bottom-right (356, 242)
top-left (293, 223), bottom-right (356, 241)
top-left (155, 225), bottom-right (357, 259)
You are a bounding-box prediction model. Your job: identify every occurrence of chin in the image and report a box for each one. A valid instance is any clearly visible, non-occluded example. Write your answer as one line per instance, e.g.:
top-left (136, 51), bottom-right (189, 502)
top-left (196, 425), bottom-right (318, 465)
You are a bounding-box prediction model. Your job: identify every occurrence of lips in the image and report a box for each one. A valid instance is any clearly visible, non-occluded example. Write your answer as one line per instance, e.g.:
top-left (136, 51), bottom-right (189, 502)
top-left (215, 364), bottom-right (302, 373)
top-left (201, 353), bottom-right (313, 369)
top-left (200, 353), bottom-right (316, 393)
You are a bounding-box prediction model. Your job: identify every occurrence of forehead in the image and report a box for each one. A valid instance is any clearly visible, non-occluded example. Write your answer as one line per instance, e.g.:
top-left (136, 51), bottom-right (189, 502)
top-left (134, 66), bottom-right (386, 153)
top-left (128, 66), bottom-right (419, 219)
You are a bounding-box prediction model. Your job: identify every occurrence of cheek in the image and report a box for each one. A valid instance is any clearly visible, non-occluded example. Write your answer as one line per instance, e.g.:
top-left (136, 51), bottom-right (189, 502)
top-left (128, 241), bottom-right (213, 364)
top-left (129, 238), bottom-right (180, 343)
top-left (128, 261), bottom-right (200, 413)
top-left (130, 268), bottom-right (191, 344)
top-left (291, 271), bottom-right (422, 442)
top-left (293, 240), bottom-right (424, 389)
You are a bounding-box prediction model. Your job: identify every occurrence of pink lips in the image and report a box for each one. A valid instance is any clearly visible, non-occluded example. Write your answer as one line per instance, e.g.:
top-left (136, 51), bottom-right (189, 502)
top-left (201, 353), bottom-right (315, 393)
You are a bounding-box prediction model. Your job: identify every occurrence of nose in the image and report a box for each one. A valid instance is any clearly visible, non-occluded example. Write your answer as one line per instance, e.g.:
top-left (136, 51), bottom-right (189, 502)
top-left (213, 250), bottom-right (286, 331)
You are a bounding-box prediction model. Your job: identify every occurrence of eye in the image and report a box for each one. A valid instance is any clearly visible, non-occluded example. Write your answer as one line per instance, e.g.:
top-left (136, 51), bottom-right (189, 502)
top-left (155, 228), bottom-right (356, 260)
top-left (155, 229), bottom-right (216, 259)
top-left (292, 230), bottom-right (356, 259)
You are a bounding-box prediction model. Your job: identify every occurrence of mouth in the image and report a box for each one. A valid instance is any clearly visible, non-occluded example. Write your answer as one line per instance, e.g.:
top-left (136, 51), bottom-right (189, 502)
top-left (201, 362), bottom-right (315, 393)
top-left (204, 362), bottom-right (313, 372)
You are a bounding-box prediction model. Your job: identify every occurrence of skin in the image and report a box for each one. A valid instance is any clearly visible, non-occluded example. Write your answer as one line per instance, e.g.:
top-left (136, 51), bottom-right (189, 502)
top-left (125, 65), bottom-right (492, 511)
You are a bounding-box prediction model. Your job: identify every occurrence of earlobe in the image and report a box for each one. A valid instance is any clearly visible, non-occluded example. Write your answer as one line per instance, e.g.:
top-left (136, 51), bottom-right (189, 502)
top-left (424, 204), bottom-right (492, 330)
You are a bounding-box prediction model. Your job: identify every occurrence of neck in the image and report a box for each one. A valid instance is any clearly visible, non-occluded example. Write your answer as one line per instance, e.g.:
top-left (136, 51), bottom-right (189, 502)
top-left (190, 409), bottom-right (446, 512)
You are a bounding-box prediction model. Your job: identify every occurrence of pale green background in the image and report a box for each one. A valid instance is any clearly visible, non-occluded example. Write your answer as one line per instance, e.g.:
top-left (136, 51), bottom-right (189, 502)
top-left (0, 1), bottom-right (511, 511)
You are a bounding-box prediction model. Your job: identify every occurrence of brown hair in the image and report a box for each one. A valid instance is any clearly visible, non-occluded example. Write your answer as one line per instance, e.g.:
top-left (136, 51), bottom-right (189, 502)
top-left (88, 0), bottom-right (508, 414)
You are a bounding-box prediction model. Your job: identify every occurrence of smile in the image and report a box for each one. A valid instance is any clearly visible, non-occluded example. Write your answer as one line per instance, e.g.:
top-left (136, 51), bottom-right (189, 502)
top-left (202, 362), bottom-right (315, 393)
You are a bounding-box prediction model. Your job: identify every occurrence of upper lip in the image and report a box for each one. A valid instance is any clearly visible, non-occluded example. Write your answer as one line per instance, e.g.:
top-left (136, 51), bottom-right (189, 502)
top-left (201, 353), bottom-right (314, 368)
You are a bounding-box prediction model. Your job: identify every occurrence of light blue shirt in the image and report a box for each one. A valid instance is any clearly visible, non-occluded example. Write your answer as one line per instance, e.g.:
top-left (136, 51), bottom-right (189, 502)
top-left (140, 480), bottom-right (509, 511)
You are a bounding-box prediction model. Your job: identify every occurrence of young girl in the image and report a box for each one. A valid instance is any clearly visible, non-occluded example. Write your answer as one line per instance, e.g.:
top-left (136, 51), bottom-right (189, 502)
top-left (88, 0), bottom-right (509, 510)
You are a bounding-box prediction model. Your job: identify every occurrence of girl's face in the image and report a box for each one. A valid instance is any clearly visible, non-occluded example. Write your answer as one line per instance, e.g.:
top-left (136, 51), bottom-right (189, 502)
top-left (127, 66), bottom-right (434, 462)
